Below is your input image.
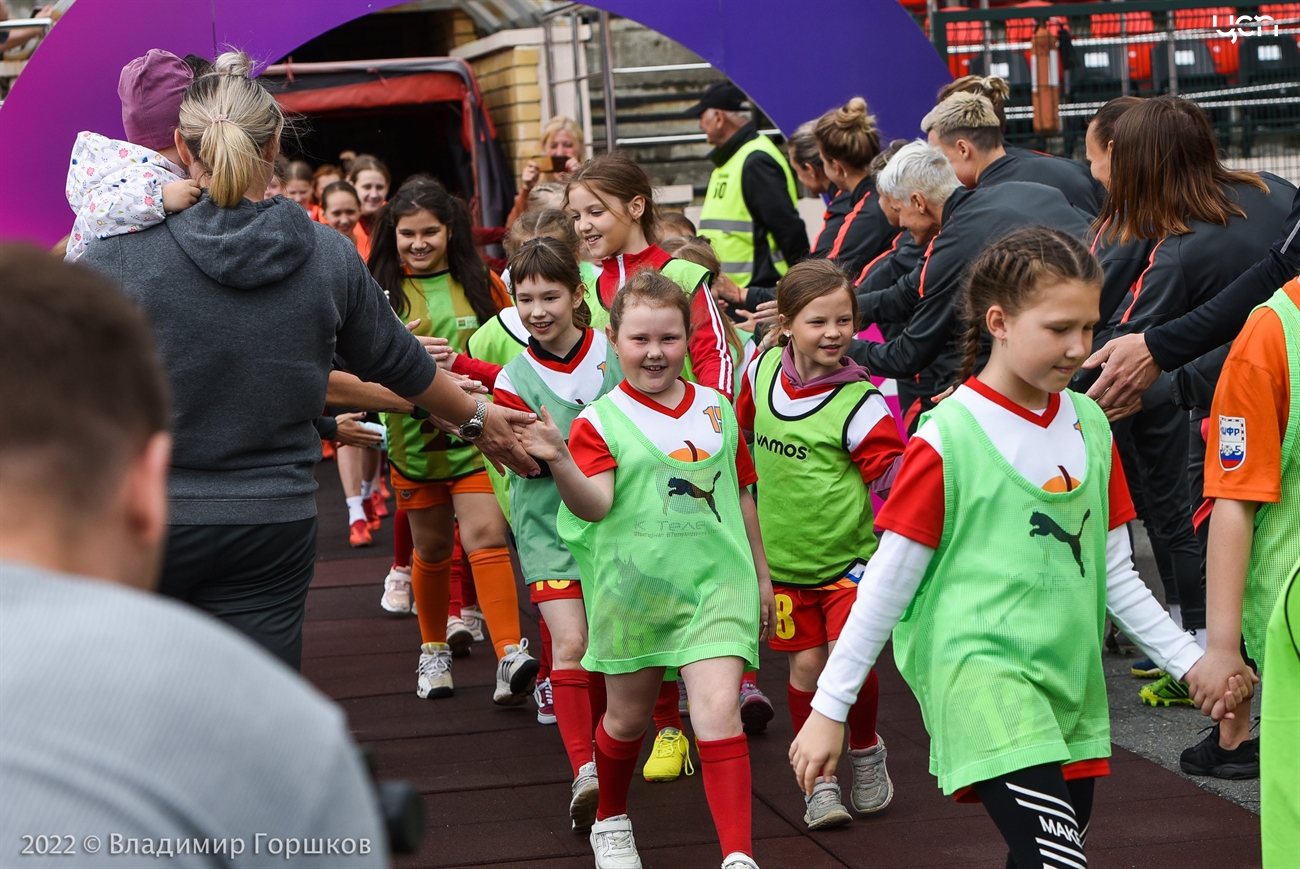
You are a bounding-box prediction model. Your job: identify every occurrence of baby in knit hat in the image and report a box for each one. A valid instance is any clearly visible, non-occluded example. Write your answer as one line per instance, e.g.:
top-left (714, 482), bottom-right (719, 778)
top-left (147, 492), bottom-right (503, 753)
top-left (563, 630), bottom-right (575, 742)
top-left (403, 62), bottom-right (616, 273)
top-left (64, 49), bottom-right (204, 262)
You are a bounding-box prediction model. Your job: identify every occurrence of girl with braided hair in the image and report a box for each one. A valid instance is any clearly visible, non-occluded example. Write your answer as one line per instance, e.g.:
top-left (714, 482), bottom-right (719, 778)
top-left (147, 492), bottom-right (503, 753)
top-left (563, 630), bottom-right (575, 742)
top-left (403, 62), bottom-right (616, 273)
top-left (791, 227), bottom-right (1237, 868)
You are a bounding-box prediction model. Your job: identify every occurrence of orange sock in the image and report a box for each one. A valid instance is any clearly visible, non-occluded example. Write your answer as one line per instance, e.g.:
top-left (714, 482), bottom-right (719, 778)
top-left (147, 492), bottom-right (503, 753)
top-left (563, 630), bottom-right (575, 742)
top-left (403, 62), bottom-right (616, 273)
top-left (467, 547), bottom-right (522, 658)
top-left (411, 553), bottom-right (452, 645)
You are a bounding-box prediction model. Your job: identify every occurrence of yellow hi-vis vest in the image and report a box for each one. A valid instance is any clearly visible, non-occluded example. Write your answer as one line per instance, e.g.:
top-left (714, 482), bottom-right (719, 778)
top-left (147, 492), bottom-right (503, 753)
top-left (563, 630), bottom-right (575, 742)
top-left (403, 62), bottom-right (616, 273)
top-left (698, 133), bottom-right (798, 288)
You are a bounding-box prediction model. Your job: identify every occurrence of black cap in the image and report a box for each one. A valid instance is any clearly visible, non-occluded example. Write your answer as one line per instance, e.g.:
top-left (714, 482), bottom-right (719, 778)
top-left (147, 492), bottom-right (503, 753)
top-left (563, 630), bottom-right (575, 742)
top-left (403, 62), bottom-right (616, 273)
top-left (686, 81), bottom-right (750, 117)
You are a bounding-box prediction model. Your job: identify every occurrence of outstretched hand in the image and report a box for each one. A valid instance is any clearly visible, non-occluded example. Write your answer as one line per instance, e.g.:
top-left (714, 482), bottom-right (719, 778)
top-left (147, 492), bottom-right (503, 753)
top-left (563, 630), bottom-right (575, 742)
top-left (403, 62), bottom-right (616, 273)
top-left (789, 710), bottom-right (844, 796)
top-left (1083, 333), bottom-right (1160, 417)
top-left (518, 406), bottom-right (567, 462)
top-left (476, 403), bottom-right (539, 477)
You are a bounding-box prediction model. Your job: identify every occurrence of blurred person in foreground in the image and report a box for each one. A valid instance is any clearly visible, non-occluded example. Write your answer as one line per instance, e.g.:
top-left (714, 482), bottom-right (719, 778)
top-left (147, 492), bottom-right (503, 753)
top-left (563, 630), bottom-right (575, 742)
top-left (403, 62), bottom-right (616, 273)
top-left (0, 246), bottom-right (387, 868)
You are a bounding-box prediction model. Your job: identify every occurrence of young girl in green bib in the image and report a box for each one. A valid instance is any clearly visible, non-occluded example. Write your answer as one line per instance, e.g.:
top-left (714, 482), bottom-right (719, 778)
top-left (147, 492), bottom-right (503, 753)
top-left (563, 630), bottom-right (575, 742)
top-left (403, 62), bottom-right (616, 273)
top-left (791, 227), bottom-right (1217, 868)
top-left (368, 176), bottom-right (538, 707)
top-left (490, 236), bottom-right (623, 833)
top-left (736, 259), bottom-right (905, 830)
top-left (523, 272), bottom-right (775, 869)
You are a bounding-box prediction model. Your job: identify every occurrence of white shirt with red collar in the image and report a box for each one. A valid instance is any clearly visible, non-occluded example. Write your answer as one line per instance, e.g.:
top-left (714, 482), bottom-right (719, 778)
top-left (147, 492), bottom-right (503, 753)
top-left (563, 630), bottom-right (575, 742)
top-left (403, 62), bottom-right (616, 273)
top-left (735, 354), bottom-right (904, 485)
top-left (493, 329), bottom-right (611, 414)
top-left (594, 244), bottom-right (734, 400)
top-left (568, 379), bottom-right (758, 486)
top-left (876, 378), bottom-right (1136, 549)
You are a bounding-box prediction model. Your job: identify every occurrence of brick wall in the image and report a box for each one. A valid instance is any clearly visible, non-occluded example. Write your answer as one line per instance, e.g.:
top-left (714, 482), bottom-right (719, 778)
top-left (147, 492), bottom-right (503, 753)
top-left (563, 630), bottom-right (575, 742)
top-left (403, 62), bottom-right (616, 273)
top-left (469, 47), bottom-right (543, 183)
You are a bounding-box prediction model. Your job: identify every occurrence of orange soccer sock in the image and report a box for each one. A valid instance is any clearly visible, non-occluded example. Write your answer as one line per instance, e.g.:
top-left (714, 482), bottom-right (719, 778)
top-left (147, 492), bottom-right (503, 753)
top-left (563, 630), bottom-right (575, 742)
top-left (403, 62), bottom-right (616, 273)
top-left (411, 553), bottom-right (452, 644)
top-left (467, 547), bottom-right (522, 658)
top-left (698, 734), bottom-right (753, 858)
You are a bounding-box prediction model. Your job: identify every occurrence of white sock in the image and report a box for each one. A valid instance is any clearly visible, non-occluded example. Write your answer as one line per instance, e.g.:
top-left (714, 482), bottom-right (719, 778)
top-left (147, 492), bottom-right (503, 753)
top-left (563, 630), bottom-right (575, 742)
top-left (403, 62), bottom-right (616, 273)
top-left (1168, 603), bottom-right (1183, 630)
top-left (346, 496), bottom-right (366, 524)
top-left (360, 480), bottom-right (374, 499)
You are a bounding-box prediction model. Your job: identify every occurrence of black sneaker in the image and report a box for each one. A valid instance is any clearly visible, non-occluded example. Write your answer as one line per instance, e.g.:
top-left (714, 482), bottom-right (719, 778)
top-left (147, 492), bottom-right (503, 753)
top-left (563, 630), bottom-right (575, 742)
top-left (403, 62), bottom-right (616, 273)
top-left (1179, 724), bottom-right (1260, 780)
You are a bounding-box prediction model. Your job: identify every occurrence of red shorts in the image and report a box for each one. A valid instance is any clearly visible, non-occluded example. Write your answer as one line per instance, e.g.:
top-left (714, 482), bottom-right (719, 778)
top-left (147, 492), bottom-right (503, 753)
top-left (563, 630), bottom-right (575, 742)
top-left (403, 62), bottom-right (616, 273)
top-left (769, 581), bottom-right (858, 652)
top-left (390, 468), bottom-right (494, 510)
top-left (530, 578), bottom-right (584, 604)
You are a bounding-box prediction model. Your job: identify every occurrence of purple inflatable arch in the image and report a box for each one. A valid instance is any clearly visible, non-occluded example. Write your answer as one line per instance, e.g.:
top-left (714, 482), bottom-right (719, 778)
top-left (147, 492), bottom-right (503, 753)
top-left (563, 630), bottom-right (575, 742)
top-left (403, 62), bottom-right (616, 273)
top-left (0, 0), bottom-right (949, 245)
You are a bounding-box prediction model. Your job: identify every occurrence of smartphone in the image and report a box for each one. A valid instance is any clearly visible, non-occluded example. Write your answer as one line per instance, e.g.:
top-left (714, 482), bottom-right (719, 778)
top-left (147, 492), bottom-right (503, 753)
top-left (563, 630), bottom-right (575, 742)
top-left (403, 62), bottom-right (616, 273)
top-left (546, 155), bottom-right (571, 173)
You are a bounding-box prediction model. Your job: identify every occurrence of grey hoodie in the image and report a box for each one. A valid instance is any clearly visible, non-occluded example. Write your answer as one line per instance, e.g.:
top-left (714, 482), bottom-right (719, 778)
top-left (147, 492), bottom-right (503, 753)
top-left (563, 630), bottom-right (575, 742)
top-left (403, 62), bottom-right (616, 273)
top-left (82, 194), bottom-right (437, 525)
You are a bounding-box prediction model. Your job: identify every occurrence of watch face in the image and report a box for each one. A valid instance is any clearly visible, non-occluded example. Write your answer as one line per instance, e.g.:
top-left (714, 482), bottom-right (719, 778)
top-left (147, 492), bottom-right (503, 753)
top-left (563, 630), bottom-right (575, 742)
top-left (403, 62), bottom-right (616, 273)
top-left (461, 421), bottom-right (484, 439)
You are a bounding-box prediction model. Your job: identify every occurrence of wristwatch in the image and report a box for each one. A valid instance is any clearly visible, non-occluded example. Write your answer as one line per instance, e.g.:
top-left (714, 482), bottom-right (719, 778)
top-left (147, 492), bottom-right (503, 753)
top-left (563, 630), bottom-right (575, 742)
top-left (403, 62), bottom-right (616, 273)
top-left (458, 400), bottom-right (487, 441)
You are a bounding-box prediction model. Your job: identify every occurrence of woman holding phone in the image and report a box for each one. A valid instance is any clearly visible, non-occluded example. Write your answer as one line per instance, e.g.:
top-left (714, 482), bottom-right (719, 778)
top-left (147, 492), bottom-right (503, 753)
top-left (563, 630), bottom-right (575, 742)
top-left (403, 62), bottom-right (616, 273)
top-left (508, 116), bottom-right (585, 226)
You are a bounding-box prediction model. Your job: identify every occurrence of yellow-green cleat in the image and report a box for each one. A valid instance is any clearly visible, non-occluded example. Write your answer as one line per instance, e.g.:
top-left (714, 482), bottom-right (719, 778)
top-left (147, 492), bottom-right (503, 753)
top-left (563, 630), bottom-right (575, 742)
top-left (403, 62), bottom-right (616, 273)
top-left (1140, 673), bottom-right (1194, 707)
top-left (641, 727), bottom-right (693, 782)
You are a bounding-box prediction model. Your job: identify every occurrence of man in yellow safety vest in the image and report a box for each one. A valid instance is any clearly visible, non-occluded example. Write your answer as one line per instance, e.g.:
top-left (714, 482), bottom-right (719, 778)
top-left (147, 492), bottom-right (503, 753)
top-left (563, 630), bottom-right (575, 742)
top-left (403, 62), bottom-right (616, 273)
top-left (690, 82), bottom-right (809, 293)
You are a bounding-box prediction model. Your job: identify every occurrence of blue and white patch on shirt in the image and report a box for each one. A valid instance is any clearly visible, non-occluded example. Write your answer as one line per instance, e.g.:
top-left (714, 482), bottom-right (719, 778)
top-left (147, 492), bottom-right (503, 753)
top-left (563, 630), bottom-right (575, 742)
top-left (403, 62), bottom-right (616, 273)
top-left (1219, 415), bottom-right (1246, 471)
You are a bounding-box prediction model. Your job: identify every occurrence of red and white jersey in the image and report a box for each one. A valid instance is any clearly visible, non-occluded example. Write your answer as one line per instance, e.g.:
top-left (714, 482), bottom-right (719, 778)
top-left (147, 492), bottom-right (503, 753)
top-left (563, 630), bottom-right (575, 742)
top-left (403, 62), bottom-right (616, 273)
top-left (735, 356), bottom-right (904, 484)
top-left (877, 378), bottom-right (1136, 549)
top-left (493, 329), bottom-right (612, 414)
top-left (569, 379), bottom-right (758, 485)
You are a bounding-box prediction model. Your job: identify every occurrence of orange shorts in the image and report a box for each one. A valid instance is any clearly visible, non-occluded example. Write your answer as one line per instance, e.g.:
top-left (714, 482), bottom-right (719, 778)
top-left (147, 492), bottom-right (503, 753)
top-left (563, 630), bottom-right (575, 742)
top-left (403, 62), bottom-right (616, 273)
top-left (390, 468), bottom-right (495, 510)
top-left (770, 581), bottom-right (858, 652)
top-left (530, 578), bottom-right (584, 604)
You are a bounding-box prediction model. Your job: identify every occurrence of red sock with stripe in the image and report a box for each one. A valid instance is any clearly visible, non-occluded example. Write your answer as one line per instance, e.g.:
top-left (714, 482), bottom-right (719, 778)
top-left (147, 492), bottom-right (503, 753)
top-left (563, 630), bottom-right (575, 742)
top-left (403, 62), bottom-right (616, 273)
top-left (697, 734), bottom-right (752, 858)
top-left (847, 669), bottom-right (880, 751)
top-left (594, 719), bottom-right (644, 821)
top-left (550, 669), bottom-right (593, 776)
top-left (787, 684), bottom-right (814, 734)
top-left (652, 679), bottom-right (683, 732)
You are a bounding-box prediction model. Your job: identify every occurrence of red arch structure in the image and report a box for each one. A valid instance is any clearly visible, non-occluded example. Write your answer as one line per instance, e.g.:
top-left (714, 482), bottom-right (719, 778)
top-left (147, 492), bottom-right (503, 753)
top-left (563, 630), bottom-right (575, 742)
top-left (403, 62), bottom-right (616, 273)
top-left (0, 0), bottom-right (949, 245)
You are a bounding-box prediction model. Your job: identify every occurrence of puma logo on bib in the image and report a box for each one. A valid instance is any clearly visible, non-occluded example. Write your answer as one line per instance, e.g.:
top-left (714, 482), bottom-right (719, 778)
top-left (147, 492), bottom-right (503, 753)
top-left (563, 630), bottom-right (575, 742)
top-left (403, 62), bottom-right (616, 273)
top-left (1029, 510), bottom-right (1090, 576)
top-left (664, 471), bottom-right (722, 521)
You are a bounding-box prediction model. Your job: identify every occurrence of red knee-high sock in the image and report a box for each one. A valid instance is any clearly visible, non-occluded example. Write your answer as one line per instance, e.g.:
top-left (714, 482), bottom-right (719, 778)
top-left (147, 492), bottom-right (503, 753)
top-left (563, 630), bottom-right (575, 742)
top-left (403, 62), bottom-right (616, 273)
top-left (741, 669), bottom-right (758, 689)
top-left (458, 532), bottom-right (477, 608)
top-left (652, 679), bottom-right (683, 731)
top-left (551, 669), bottom-right (593, 776)
top-left (449, 526), bottom-right (468, 618)
top-left (538, 617), bottom-right (553, 683)
top-left (787, 684), bottom-right (814, 735)
top-left (588, 671), bottom-right (607, 733)
top-left (594, 720), bottom-right (645, 821)
top-left (847, 669), bottom-right (880, 751)
top-left (392, 509), bottom-right (413, 570)
top-left (410, 554), bottom-right (452, 644)
top-left (697, 734), bottom-right (752, 858)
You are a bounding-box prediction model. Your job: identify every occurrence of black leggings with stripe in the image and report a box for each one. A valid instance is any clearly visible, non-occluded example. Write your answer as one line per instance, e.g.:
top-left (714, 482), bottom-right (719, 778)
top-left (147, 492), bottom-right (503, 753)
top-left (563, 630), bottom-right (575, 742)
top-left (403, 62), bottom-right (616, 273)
top-left (974, 763), bottom-right (1096, 869)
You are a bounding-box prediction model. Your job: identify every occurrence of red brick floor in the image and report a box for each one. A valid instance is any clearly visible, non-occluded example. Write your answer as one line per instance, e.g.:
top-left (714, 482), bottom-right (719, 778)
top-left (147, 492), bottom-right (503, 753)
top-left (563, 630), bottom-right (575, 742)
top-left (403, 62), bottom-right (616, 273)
top-left (302, 554), bottom-right (1262, 869)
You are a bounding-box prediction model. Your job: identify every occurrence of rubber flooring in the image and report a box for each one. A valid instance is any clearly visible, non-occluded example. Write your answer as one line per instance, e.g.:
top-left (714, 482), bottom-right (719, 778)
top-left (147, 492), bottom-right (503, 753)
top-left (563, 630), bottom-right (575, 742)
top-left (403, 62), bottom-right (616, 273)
top-left (304, 462), bottom-right (1263, 869)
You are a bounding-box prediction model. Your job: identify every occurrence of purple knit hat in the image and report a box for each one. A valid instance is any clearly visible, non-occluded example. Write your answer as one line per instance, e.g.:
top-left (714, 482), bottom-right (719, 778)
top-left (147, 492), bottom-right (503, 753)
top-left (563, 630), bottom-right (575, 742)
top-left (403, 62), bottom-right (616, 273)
top-left (118, 49), bottom-right (194, 152)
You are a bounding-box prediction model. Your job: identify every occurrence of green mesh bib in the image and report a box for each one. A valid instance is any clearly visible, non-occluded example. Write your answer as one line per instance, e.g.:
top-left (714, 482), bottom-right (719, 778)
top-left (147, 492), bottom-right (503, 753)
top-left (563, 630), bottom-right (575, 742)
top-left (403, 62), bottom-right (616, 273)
top-left (385, 274), bottom-right (484, 482)
top-left (505, 337), bottom-right (622, 582)
top-left (1244, 288), bottom-right (1300, 675)
top-left (894, 391), bottom-right (1113, 794)
top-left (752, 348), bottom-right (880, 586)
top-left (1261, 556), bottom-right (1300, 868)
top-left (558, 393), bottom-right (760, 674)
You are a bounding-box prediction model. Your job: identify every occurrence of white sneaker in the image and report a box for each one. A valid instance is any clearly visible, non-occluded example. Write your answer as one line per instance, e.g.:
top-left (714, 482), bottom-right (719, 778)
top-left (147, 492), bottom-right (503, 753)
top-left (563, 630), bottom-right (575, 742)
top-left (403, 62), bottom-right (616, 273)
top-left (446, 615), bottom-right (474, 657)
top-left (460, 604), bottom-right (486, 641)
top-left (380, 566), bottom-right (412, 614)
top-left (416, 642), bottom-right (453, 699)
top-left (803, 778), bottom-right (852, 829)
top-left (722, 853), bottom-right (760, 869)
top-left (848, 737), bottom-right (893, 813)
top-left (494, 638), bottom-right (540, 706)
top-left (589, 814), bottom-right (641, 869)
top-left (535, 676), bottom-right (557, 725)
top-left (570, 760), bottom-right (599, 833)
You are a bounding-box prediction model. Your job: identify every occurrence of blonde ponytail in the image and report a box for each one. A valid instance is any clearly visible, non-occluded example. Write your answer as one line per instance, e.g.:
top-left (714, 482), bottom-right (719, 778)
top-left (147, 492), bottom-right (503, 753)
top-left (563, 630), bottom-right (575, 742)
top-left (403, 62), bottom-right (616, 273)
top-left (177, 50), bottom-right (285, 208)
top-left (812, 96), bottom-right (881, 171)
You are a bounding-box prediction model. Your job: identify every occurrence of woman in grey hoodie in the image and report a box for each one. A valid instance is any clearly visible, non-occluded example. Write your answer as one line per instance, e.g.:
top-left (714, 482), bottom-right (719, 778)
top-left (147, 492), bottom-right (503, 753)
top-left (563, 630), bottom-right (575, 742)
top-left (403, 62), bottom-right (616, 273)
top-left (82, 51), bottom-right (537, 670)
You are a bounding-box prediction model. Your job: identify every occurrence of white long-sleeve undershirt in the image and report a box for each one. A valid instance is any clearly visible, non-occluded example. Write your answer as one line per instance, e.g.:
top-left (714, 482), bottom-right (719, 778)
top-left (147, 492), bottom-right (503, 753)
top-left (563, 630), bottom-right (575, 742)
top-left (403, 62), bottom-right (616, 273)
top-left (811, 526), bottom-right (1204, 722)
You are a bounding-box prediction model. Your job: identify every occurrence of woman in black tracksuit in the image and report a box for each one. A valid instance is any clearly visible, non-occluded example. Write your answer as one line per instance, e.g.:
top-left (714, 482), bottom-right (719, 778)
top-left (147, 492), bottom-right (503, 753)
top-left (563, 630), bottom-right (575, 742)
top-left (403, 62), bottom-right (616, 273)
top-left (1082, 97), bottom-right (1296, 666)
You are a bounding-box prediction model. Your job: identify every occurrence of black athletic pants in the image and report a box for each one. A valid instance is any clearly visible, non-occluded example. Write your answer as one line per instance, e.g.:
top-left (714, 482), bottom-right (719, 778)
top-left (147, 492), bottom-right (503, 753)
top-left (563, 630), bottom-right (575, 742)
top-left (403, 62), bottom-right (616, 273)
top-left (1112, 403), bottom-right (1206, 630)
top-left (159, 517), bottom-right (318, 670)
top-left (974, 763), bottom-right (1096, 869)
